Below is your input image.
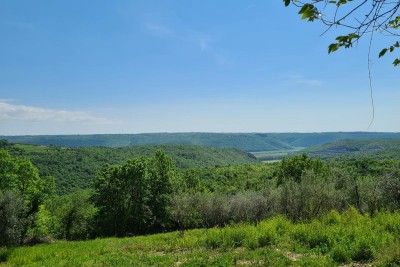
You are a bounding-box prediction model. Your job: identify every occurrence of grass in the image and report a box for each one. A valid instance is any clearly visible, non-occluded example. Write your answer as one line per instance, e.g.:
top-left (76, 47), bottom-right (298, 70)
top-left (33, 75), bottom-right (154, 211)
top-left (250, 148), bottom-right (304, 161)
top-left (2, 209), bottom-right (400, 266)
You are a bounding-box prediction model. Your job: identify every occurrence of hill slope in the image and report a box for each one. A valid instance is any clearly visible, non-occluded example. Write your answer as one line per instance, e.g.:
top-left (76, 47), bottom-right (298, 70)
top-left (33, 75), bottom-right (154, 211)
top-left (0, 141), bottom-right (257, 194)
top-left (301, 138), bottom-right (400, 159)
top-left (2, 132), bottom-right (400, 151)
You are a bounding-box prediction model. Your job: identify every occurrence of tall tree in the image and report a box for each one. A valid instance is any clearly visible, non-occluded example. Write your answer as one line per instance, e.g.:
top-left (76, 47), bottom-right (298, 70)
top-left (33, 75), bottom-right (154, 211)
top-left (92, 165), bottom-right (126, 236)
top-left (147, 150), bottom-right (174, 232)
top-left (92, 150), bottom-right (175, 237)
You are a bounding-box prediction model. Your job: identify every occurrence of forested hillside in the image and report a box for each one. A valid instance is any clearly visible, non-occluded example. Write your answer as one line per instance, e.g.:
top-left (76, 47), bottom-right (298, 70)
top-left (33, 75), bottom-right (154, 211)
top-left (2, 132), bottom-right (400, 151)
top-left (301, 138), bottom-right (400, 159)
top-left (0, 141), bottom-right (256, 194)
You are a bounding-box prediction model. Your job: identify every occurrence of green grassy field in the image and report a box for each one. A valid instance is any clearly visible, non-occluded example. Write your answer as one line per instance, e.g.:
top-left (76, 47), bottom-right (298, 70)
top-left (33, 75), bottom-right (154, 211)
top-left (250, 148), bottom-right (304, 162)
top-left (2, 209), bottom-right (400, 267)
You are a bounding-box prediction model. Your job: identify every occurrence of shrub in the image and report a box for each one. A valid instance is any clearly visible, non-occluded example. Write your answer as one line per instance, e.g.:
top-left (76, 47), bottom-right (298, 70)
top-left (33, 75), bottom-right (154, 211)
top-left (223, 226), bottom-right (250, 248)
top-left (331, 245), bottom-right (350, 263)
top-left (0, 191), bottom-right (27, 247)
top-left (322, 210), bottom-right (341, 226)
top-left (204, 229), bottom-right (223, 249)
top-left (376, 242), bottom-right (400, 267)
top-left (350, 238), bottom-right (375, 262)
top-left (257, 220), bottom-right (280, 247)
top-left (292, 223), bottom-right (332, 251)
top-left (0, 247), bottom-right (11, 263)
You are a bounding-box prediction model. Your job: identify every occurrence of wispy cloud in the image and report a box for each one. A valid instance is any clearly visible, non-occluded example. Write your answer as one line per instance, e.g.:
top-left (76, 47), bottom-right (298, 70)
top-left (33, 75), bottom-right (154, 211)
top-left (188, 33), bottom-right (235, 66)
top-left (246, 4), bottom-right (256, 10)
top-left (283, 74), bottom-right (325, 87)
top-left (144, 22), bottom-right (174, 37)
top-left (0, 100), bottom-right (112, 124)
top-left (143, 20), bottom-right (234, 66)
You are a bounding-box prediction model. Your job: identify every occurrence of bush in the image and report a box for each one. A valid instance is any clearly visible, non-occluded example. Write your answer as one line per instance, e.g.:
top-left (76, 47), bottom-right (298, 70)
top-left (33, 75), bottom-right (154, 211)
top-left (46, 191), bottom-right (97, 240)
top-left (331, 245), bottom-right (350, 263)
top-left (278, 170), bottom-right (335, 221)
top-left (292, 223), bottom-right (332, 251)
top-left (0, 191), bottom-right (27, 247)
top-left (169, 193), bottom-right (203, 230)
top-left (0, 247), bottom-right (11, 263)
top-left (204, 229), bottom-right (223, 249)
top-left (223, 226), bottom-right (250, 248)
top-left (376, 242), bottom-right (400, 267)
top-left (197, 193), bottom-right (230, 227)
top-left (350, 238), bottom-right (375, 262)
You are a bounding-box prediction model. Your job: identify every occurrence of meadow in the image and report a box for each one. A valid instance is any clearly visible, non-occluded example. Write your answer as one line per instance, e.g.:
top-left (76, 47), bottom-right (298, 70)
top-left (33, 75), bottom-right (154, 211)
top-left (250, 148), bottom-right (304, 162)
top-left (2, 209), bottom-right (400, 266)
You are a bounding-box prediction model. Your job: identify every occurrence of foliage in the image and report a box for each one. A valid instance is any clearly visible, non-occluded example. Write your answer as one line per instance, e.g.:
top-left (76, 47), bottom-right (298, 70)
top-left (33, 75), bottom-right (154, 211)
top-left (278, 169), bottom-right (335, 220)
top-left (277, 153), bottom-right (329, 184)
top-left (284, 0), bottom-right (400, 67)
top-left (169, 191), bottom-right (275, 229)
top-left (0, 150), bottom-right (54, 214)
top-left (0, 150), bottom-right (55, 247)
top-left (41, 190), bottom-right (97, 240)
top-left (4, 210), bottom-right (400, 266)
top-left (92, 150), bottom-right (174, 237)
top-left (302, 138), bottom-right (400, 160)
top-left (178, 163), bottom-right (277, 193)
top-left (0, 142), bottom-right (257, 194)
top-left (0, 191), bottom-right (27, 247)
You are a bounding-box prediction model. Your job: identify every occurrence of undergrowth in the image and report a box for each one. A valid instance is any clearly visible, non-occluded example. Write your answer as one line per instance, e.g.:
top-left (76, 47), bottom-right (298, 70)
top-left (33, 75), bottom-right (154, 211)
top-left (2, 209), bottom-right (400, 266)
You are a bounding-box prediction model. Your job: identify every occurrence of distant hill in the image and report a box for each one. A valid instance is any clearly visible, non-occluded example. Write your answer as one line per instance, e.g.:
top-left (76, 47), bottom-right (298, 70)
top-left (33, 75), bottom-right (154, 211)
top-left (0, 141), bottom-right (257, 194)
top-left (301, 138), bottom-right (400, 159)
top-left (2, 132), bottom-right (400, 151)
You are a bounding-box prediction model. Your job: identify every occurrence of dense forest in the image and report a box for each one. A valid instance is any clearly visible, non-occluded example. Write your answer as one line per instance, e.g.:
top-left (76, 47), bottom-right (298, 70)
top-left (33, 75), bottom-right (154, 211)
top-left (0, 140), bottom-right (256, 194)
top-left (301, 138), bottom-right (400, 159)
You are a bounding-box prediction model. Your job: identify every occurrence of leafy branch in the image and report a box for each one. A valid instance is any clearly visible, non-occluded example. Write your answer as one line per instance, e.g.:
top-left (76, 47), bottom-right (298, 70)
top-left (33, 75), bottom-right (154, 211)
top-left (284, 0), bottom-right (400, 66)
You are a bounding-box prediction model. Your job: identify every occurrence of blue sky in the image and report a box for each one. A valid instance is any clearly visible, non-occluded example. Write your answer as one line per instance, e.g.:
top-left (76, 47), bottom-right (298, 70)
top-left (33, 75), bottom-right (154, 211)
top-left (0, 0), bottom-right (398, 135)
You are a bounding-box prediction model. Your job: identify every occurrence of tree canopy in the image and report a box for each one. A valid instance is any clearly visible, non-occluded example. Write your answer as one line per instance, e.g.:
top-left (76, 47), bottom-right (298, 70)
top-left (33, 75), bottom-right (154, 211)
top-left (284, 0), bottom-right (400, 66)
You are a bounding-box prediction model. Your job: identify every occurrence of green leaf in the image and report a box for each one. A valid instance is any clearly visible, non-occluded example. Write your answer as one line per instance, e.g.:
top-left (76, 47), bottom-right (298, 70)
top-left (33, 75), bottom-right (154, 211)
top-left (301, 10), bottom-right (313, 20)
top-left (348, 33), bottom-right (360, 40)
top-left (284, 0), bottom-right (291, 6)
top-left (379, 48), bottom-right (388, 58)
top-left (393, 58), bottom-right (400, 67)
top-left (328, 43), bottom-right (339, 54)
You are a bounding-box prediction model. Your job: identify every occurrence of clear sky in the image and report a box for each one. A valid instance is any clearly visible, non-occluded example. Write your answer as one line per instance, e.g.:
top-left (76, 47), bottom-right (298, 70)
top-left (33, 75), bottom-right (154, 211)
top-left (0, 0), bottom-right (398, 135)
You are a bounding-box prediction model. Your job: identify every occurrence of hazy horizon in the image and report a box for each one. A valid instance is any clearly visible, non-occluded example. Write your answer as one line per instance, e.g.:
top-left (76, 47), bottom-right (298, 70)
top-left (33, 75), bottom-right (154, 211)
top-left (2, 131), bottom-right (400, 137)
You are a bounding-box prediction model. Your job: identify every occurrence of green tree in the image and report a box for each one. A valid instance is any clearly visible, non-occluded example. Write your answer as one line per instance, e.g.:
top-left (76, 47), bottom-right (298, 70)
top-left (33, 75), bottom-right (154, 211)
top-left (277, 154), bottom-right (329, 185)
top-left (0, 150), bottom-right (54, 214)
top-left (0, 191), bottom-right (27, 247)
top-left (46, 190), bottom-right (96, 240)
top-left (92, 150), bottom-right (175, 237)
top-left (147, 150), bottom-right (174, 232)
top-left (92, 164), bottom-right (126, 236)
top-left (122, 158), bottom-right (149, 235)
